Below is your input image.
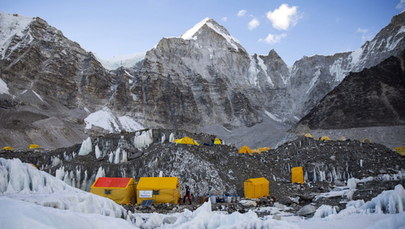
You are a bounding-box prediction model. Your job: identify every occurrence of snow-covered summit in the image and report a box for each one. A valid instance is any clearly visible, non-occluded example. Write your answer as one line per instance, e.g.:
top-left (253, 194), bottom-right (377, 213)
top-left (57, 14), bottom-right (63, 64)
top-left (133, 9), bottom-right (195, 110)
top-left (181, 17), bottom-right (243, 51)
top-left (0, 12), bottom-right (34, 58)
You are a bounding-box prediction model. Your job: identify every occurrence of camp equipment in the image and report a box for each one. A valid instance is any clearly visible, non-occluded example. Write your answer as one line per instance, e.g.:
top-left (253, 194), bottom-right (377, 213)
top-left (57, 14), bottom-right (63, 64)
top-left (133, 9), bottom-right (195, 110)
top-left (173, 137), bottom-right (200, 146)
top-left (243, 177), bottom-right (269, 199)
top-left (238, 145), bottom-right (253, 153)
top-left (291, 166), bottom-right (304, 184)
top-left (136, 177), bottom-right (180, 205)
top-left (90, 177), bottom-right (136, 205)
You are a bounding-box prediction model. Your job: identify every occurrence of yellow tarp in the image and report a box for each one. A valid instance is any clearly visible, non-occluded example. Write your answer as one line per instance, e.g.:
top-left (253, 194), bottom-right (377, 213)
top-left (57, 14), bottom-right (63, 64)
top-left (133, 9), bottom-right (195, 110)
top-left (2, 146), bottom-right (13, 151)
top-left (361, 138), bottom-right (372, 143)
top-left (136, 177), bottom-right (180, 205)
top-left (214, 138), bottom-right (222, 145)
top-left (173, 137), bottom-right (200, 146)
top-left (252, 147), bottom-right (271, 153)
top-left (394, 147), bottom-right (405, 156)
top-left (238, 145), bottom-right (253, 153)
top-left (244, 177), bottom-right (269, 199)
top-left (319, 136), bottom-right (331, 141)
top-left (291, 166), bottom-right (304, 184)
top-left (90, 177), bottom-right (136, 205)
top-left (29, 144), bottom-right (40, 149)
top-left (304, 133), bottom-right (313, 138)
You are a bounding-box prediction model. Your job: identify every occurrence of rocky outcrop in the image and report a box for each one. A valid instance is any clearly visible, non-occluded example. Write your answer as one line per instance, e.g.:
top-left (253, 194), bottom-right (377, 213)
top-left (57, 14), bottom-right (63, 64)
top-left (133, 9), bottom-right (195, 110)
top-left (0, 13), bottom-right (114, 149)
top-left (296, 50), bottom-right (405, 130)
top-left (288, 12), bottom-right (405, 118)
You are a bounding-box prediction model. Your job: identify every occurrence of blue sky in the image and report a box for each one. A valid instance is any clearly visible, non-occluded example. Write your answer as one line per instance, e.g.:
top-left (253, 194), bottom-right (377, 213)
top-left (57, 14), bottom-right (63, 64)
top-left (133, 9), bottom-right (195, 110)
top-left (1, 0), bottom-right (403, 65)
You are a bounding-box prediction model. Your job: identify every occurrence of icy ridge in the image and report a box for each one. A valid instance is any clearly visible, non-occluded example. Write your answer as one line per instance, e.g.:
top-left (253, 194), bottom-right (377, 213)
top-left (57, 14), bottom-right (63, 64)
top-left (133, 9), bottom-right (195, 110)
top-left (0, 158), bottom-right (127, 218)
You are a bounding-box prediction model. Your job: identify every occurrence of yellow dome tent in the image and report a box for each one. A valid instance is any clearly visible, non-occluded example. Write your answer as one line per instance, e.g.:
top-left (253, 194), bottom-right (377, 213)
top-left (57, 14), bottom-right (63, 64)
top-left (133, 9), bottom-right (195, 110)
top-left (319, 136), bottom-right (331, 141)
top-left (213, 138), bottom-right (222, 145)
top-left (361, 138), bottom-right (372, 143)
top-left (90, 177), bottom-right (136, 205)
top-left (29, 144), bottom-right (40, 149)
top-left (394, 147), bottom-right (405, 156)
top-left (173, 137), bottom-right (200, 146)
top-left (136, 177), bottom-right (180, 205)
top-left (2, 146), bottom-right (13, 151)
top-left (238, 145), bottom-right (253, 153)
top-left (244, 177), bottom-right (270, 199)
top-left (304, 133), bottom-right (313, 138)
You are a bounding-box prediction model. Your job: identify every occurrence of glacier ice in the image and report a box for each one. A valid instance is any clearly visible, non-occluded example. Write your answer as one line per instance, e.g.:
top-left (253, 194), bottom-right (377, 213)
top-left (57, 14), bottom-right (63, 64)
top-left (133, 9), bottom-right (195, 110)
top-left (78, 137), bottom-right (92, 156)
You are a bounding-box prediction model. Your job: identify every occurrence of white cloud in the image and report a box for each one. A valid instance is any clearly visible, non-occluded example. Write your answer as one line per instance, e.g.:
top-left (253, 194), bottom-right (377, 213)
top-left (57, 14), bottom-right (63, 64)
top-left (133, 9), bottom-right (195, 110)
top-left (357, 28), bottom-right (368, 33)
top-left (222, 17), bottom-right (228, 22)
top-left (357, 28), bottom-right (372, 43)
top-left (237, 10), bottom-right (247, 17)
top-left (248, 18), bottom-right (260, 30)
top-left (260, 33), bottom-right (287, 44)
top-left (397, 0), bottom-right (405, 11)
top-left (266, 4), bottom-right (299, 30)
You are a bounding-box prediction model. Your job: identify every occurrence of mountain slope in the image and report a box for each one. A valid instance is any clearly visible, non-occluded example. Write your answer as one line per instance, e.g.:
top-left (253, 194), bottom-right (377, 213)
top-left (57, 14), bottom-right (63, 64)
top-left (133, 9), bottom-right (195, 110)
top-left (293, 51), bottom-right (405, 148)
top-left (288, 12), bottom-right (405, 119)
top-left (0, 13), bottom-right (115, 148)
top-left (296, 51), bottom-right (405, 129)
top-left (1, 12), bottom-right (405, 149)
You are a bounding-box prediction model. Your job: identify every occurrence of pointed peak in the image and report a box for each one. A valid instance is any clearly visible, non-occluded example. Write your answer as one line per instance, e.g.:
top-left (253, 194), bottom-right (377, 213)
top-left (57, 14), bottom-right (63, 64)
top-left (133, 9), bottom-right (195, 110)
top-left (181, 17), bottom-right (216, 40)
top-left (181, 17), bottom-right (244, 52)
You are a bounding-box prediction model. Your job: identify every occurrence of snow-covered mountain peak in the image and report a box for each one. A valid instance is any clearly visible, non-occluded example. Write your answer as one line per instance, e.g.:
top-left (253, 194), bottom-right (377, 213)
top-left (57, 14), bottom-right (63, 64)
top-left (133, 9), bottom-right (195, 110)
top-left (181, 17), bottom-right (243, 51)
top-left (181, 17), bottom-right (212, 39)
top-left (0, 12), bottom-right (34, 58)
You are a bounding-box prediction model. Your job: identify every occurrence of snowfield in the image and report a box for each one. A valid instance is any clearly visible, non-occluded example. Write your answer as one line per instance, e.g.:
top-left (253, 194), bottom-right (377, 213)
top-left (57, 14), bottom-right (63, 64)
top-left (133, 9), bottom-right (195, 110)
top-left (0, 158), bottom-right (404, 229)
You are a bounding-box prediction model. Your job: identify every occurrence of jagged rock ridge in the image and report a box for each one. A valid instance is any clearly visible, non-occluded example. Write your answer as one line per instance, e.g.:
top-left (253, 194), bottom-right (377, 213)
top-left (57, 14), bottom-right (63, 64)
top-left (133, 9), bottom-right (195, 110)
top-left (1, 12), bottom-right (405, 149)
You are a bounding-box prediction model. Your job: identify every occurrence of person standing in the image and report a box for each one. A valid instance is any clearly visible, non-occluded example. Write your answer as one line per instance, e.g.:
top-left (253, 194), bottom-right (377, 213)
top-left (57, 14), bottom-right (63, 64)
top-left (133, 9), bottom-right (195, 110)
top-left (183, 185), bottom-right (192, 204)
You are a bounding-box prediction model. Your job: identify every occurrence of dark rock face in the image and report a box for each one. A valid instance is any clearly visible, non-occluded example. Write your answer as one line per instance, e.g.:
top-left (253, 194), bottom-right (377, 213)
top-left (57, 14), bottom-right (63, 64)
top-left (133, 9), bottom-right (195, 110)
top-left (1, 17), bottom-right (113, 109)
top-left (0, 15), bottom-right (112, 148)
top-left (296, 50), bottom-right (405, 129)
top-left (288, 12), bottom-right (405, 119)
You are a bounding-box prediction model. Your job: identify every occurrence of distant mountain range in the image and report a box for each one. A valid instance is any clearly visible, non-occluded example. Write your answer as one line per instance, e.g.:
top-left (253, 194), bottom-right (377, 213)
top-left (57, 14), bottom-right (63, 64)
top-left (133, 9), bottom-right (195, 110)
top-left (0, 12), bottom-right (404, 149)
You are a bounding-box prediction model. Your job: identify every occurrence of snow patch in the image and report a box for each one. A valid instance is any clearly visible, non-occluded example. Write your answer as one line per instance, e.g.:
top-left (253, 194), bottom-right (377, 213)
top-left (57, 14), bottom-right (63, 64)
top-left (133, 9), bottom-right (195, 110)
top-left (0, 77), bottom-right (10, 95)
top-left (32, 90), bottom-right (44, 102)
top-left (258, 56), bottom-right (274, 86)
top-left (118, 116), bottom-right (144, 132)
top-left (84, 107), bottom-right (120, 133)
top-left (84, 107), bottom-right (143, 133)
top-left (247, 57), bottom-right (259, 86)
top-left (306, 68), bottom-right (320, 94)
top-left (181, 17), bottom-right (241, 50)
top-left (264, 110), bottom-right (283, 122)
top-left (0, 13), bottom-right (34, 58)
